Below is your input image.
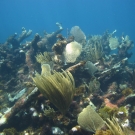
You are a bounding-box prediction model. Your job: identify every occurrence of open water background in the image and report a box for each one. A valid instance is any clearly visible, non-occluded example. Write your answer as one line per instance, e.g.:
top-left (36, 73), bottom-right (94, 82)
top-left (0, 0), bottom-right (135, 62)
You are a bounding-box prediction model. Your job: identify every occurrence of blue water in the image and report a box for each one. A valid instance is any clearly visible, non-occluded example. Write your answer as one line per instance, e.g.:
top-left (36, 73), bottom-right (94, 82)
top-left (0, 0), bottom-right (135, 61)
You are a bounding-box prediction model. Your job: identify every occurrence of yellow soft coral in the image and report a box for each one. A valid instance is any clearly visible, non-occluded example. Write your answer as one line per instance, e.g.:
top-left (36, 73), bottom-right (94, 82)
top-left (122, 87), bottom-right (133, 96)
top-left (94, 130), bottom-right (113, 135)
top-left (32, 70), bottom-right (75, 114)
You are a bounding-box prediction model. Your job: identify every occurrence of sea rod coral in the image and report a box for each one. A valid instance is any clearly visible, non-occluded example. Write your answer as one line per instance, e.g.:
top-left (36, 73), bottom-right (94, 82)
top-left (32, 70), bottom-right (75, 114)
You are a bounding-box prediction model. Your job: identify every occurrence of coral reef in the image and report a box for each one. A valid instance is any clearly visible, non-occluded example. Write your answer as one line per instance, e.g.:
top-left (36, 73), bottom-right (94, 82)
top-left (122, 87), bottom-right (133, 96)
top-left (41, 64), bottom-right (51, 76)
top-left (4, 27), bottom-right (32, 50)
top-left (105, 117), bottom-right (129, 135)
top-left (43, 106), bottom-right (56, 118)
top-left (37, 23), bottom-right (63, 51)
top-left (84, 37), bottom-right (103, 63)
top-left (84, 61), bottom-right (98, 75)
top-left (94, 130), bottom-right (113, 135)
top-left (70, 26), bottom-right (86, 46)
top-left (99, 106), bottom-right (118, 119)
top-left (32, 70), bottom-right (75, 114)
top-left (88, 78), bottom-right (100, 93)
top-left (35, 51), bottom-right (52, 64)
top-left (63, 41), bottom-right (82, 63)
top-left (0, 25), bottom-right (135, 134)
top-left (77, 105), bottom-right (105, 133)
top-left (0, 87), bottom-right (38, 127)
top-left (2, 127), bottom-right (19, 135)
top-left (109, 37), bottom-right (119, 50)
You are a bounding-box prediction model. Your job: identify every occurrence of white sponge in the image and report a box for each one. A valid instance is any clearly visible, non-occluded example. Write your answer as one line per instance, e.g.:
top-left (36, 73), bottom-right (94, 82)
top-left (63, 41), bottom-right (82, 63)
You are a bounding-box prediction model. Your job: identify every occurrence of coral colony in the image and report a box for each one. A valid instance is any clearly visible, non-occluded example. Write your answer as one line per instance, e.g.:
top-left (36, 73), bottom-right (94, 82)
top-left (0, 23), bottom-right (135, 135)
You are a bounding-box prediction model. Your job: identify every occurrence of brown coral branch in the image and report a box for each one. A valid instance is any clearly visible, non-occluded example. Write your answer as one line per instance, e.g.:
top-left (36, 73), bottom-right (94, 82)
top-left (66, 61), bottom-right (86, 72)
top-left (0, 87), bottom-right (38, 127)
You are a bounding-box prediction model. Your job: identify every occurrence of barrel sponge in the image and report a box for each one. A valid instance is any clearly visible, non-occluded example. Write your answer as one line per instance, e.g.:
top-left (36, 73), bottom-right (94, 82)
top-left (41, 64), bottom-right (51, 76)
top-left (63, 41), bottom-right (82, 63)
